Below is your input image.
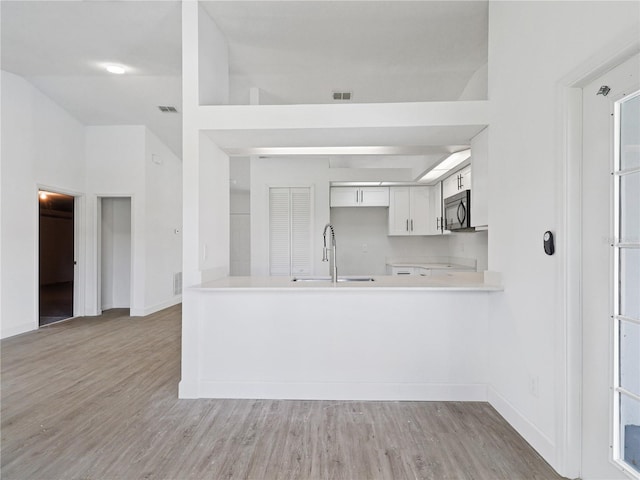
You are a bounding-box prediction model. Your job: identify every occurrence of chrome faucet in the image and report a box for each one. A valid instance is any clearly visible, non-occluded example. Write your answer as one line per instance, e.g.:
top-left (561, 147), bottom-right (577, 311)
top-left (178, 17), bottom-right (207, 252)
top-left (322, 223), bottom-right (338, 283)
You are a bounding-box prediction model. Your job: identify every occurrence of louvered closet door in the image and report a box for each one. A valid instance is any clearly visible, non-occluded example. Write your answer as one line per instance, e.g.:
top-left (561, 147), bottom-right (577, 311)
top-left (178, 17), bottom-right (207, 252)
top-left (269, 187), bottom-right (312, 276)
top-left (290, 188), bottom-right (311, 275)
top-left (269, 188), bottom-right (291, 275)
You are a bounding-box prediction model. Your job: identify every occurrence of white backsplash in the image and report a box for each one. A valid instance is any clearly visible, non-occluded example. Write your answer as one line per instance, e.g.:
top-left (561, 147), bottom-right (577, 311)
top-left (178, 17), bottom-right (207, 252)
top-left (330, 207), bottom-right (489, 275)
top-left (331, 207), bottom-right (444, 275)
top-left (447, 229), bottom-right (489, 271)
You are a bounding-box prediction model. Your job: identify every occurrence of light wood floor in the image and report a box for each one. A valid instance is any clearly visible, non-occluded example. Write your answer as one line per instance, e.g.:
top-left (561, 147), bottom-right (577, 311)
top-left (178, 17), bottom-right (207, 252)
top-left (1, 306), bottom-right (566, 480)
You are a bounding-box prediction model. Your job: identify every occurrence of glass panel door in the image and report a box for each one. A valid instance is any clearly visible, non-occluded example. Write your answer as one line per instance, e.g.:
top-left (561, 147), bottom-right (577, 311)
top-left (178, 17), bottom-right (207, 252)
top-left (614, 91), bottom-right (640, 477)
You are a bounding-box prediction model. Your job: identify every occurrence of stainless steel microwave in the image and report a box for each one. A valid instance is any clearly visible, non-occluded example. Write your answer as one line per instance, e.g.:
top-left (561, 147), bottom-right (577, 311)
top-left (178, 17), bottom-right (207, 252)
top-left (444, 190), bottom-right (473, 231)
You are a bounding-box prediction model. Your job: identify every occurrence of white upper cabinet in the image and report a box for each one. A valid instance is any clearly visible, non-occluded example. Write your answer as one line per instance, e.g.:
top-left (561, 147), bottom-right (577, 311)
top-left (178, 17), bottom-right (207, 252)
top-left (429, 182), bottom-right (445, 234)
top-left (442, 164), bottom-right (472, 200)
top-left (330, 186), bottom-right (389, 207)
top-left (470, 128), bottom-right (489, 227)
top-left (388, 186), bottom-right (440, 236)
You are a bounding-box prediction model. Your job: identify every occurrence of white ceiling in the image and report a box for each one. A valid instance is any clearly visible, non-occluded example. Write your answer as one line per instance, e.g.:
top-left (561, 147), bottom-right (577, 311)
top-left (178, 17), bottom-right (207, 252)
top-left (1, 0), bottom-right (183, 155)
top-left (1, 1), bottom-right (488, 170)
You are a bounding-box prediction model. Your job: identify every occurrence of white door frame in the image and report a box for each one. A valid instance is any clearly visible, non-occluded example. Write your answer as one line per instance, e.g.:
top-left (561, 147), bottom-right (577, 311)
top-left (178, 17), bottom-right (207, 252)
top-left (96, 194), bottom-right (134, 315)
top-left (36, 184), bottom-right (85, 322)
top-left (556, 40), bottom-right (640, 478)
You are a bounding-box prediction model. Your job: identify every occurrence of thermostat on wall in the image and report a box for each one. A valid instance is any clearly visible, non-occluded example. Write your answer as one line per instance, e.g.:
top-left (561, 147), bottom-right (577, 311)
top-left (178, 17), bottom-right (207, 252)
top-left (543, 231), bottom-right (555, 255)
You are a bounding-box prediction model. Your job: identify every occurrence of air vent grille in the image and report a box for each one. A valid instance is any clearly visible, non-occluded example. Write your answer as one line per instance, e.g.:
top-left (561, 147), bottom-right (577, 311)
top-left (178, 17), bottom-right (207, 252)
top-left (173, 272), bottom-right (182, 295)
top-left (158, 105), bottom-right (178, 113)
top-left (332, 92), bottom-right (352, 101)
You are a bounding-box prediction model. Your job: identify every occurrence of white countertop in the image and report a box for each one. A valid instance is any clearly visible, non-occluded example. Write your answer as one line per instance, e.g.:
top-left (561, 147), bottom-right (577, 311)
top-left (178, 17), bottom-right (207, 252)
top-left (386, 262), bottom-right (474, 270)
top-left (194, 272), bottom-right (502, 292)
top-left (385, 256), bottom-right (477, 271)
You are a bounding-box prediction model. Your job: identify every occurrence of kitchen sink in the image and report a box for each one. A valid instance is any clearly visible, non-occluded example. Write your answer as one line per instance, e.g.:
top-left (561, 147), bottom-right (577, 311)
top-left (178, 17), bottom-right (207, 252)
top-left (292, 276), bottom-right (375, 283)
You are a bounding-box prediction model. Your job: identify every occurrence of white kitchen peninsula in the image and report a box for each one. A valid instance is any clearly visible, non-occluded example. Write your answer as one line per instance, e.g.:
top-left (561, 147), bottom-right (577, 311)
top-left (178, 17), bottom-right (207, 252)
top-left (179, 273), bottom-right (501, 401)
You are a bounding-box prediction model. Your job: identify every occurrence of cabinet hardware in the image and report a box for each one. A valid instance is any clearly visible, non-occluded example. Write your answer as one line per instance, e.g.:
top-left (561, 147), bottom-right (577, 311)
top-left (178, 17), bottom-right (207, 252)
top-left (356, 190), bottom-right (359, 203)
top-left (360, 190), bottom-right (363, 203)
top-left (411, 219), bottom-right (414, 231)
top-left (406, 219), bottom-right (409, 231)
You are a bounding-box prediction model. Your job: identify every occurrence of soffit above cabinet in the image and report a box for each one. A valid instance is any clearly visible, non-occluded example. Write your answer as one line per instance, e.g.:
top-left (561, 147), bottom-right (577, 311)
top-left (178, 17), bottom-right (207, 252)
top-left (201, 101), bottom-right (488, 157)
top-left (205, 125), bottom-right (484, 157)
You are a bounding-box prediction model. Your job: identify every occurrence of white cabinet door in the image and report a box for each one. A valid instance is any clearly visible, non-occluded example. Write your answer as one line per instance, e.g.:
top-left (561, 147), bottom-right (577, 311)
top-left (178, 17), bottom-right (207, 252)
top-left (359, 187), bottom-right (389, 206)
top-left (442, 165), bottom-right (472, 200)
top-left (470, 128), bottom-right (488, 227)
top-left (442, 174), bottom-right (458, 200)
top-left (409, 186), bottom-right (430, 235)
top-left (330, 187), bottom-right (359, 207)
top-left (390, 266), bottom-right (415, 276)
top-left (388, 186), bottom-right (440, 236)
top-left (330, 187), bottom-right (389, 207)
top-left (388, 187), bottom-right (411, 235)
top-left (428, 182), bottom-right (443, 235)
top-left (459, 165), bottom-right (472, 191)
top-left (415, 267), bottom-right (431, 276)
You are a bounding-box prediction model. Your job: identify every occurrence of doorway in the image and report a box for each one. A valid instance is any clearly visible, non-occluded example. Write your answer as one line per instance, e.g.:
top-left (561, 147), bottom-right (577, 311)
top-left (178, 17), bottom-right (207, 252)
top-left (580, 53), bottom-right (639, 479)
top-left (38, 190), bottom-right (75, 326)
top-left (99, 197), bottom-right (132, 313)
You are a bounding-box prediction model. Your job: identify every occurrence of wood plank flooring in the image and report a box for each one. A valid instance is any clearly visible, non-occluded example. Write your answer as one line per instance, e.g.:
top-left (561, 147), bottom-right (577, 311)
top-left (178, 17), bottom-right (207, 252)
top-left (1, 306), bottom-right (566, 480)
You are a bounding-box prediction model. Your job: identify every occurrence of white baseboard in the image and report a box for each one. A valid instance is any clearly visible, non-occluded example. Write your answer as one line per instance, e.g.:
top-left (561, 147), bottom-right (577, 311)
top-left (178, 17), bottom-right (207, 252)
top-left (178, 380), bottom-right (200, 399)
top-left (487, 386), bottom-right (556, 465)
top-left (192, 382), bottom-right (488, 401)
top-left (1, 321), bottom-right (36, 339)
top-left (130, 296), bottom-right (182, 317)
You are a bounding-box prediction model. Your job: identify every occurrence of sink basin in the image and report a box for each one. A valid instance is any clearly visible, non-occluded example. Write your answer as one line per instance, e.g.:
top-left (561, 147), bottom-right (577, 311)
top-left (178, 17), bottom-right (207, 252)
top-left (292, 276), bottom-right (375, 283)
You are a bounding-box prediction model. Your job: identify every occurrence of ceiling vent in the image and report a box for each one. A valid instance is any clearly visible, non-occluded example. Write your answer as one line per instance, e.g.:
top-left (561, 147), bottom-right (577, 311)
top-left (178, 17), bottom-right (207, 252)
top-left (158, 105), bottom-right (178, 113)
top-left (332, 91), bottom-right (352, 101)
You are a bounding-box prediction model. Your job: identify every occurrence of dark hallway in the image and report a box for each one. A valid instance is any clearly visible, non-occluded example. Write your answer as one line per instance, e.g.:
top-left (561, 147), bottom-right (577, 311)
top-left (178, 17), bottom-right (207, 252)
top-left (39, 191), bottom-right (74, 326)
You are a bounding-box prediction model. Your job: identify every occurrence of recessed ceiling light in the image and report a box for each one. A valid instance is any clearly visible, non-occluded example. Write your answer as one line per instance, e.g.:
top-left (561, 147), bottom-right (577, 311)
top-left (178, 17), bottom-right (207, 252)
top-left (105, 64), bottom-right (126, 75)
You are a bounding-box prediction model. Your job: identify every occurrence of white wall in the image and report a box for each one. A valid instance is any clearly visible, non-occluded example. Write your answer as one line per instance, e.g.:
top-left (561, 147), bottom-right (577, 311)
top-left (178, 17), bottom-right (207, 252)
top-left (230, 190), bottom-right (250, 276)
top-left (1, 70), bottom-right (85, 338)
top-left (101, 197), bottom-right (131, 310)
top-left (182, 287), bottom-right (489, 400)
top-left (85, 126), bottom-right (146, 316)
top-left (487, 1), bottom-right (640, 476)
top-left (86, 126), bottom-right (183, 317)
top-left (329, 207), bottom-right (450, 275)
top-left (458, 62), bottom-right (488, 101)
top-left (250, 157), bottom-right (330, 276)
top-left (198, 3), bottom-right (229, 106)
top-left (144, 129), bottom-right (183, 313)
top-left (198, 133), bottom-right (230, 282)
